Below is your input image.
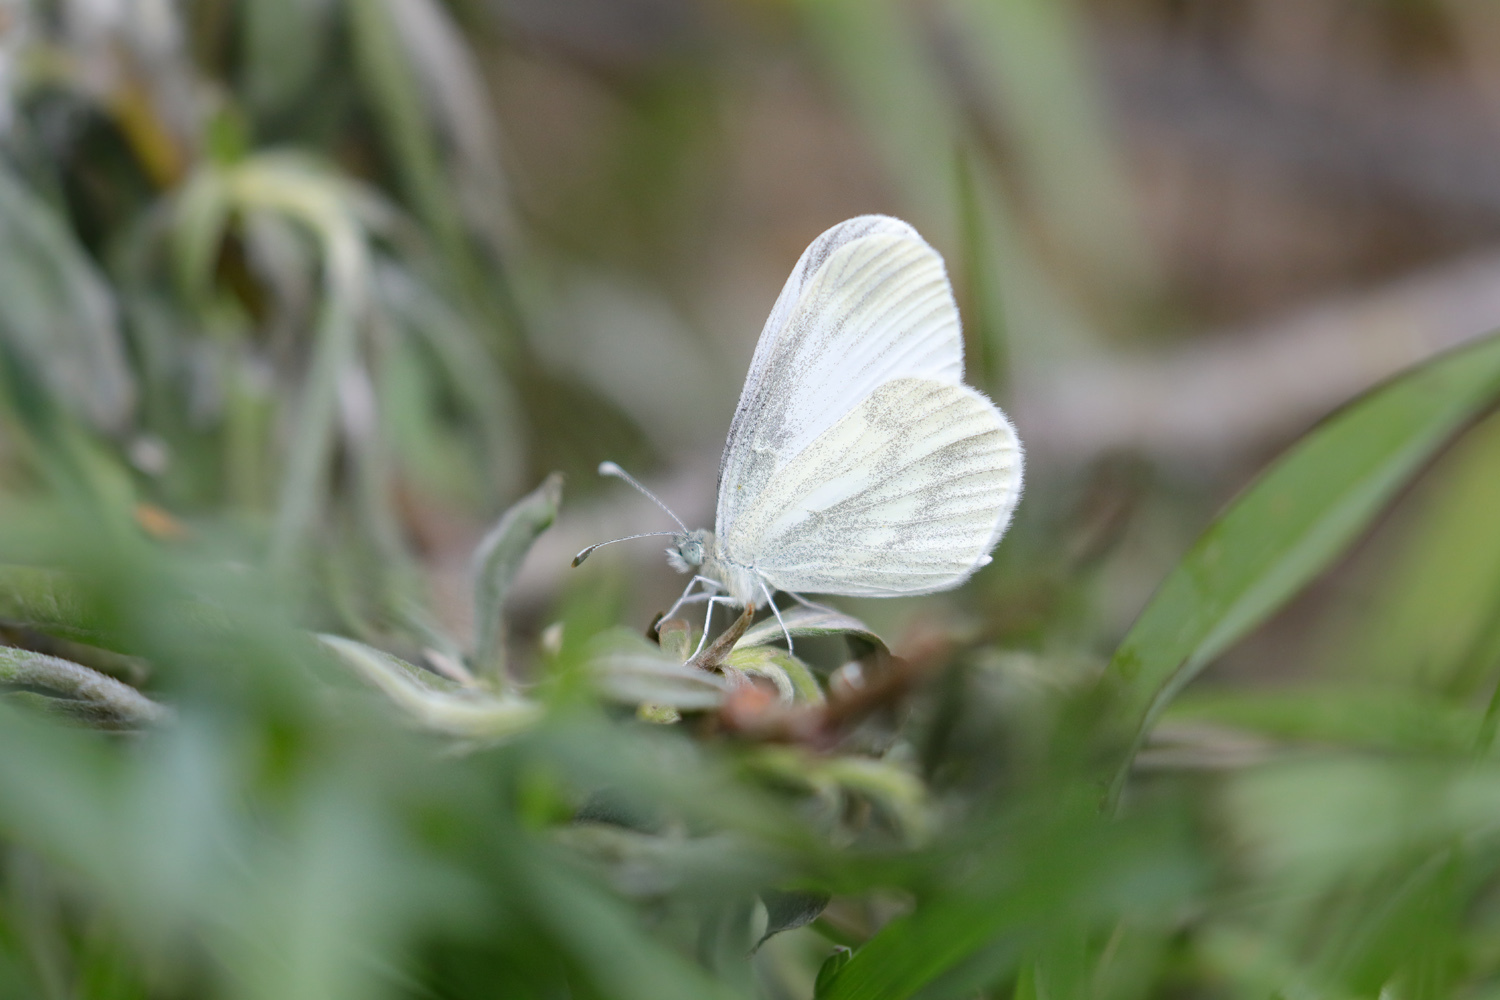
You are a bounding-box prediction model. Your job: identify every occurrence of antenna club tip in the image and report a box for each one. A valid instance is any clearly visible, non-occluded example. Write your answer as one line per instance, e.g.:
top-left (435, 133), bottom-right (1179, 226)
top-left (598, 461), bottom-right (622, 476)
top-left (571, 547), bottom-right (593, 567)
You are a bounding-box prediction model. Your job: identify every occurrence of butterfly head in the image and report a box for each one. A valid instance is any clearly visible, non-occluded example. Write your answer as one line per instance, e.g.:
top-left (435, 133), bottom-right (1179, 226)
top-left (666, 529), bottom-right (713, 573)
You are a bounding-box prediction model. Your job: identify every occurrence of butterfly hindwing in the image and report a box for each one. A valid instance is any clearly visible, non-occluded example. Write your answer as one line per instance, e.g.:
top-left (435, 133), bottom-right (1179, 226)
top-left (715, 216), bottom-right (966, 541)
top-left (721, 378), bottom-right (1022, 597)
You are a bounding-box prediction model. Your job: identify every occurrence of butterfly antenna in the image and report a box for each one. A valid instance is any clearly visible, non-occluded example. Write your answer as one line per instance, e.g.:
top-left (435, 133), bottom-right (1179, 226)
top-left (572, 531), bottom-right (680, 568)
top-left (597, 461), bottom-right (689, 533)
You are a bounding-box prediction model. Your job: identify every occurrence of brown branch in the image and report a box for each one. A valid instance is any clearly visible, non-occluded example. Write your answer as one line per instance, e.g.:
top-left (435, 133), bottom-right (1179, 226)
top-left (713, 632), bottom-right (953, 750)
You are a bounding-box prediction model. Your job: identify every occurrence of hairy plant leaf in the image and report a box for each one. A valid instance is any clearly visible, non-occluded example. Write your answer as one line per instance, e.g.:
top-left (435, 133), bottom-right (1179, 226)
top-left (737, 606), bottom-right (887, 655)
top-left (0, 647), bottom-right (167, 729)
top-left (590, 636), bottom-right (729, 711)
top-left (471, 473), bottom-right (563, 681)
top-left (319, 634), bottom-right (541, 740)
top-left (727, 646), bottom-right (824, 703)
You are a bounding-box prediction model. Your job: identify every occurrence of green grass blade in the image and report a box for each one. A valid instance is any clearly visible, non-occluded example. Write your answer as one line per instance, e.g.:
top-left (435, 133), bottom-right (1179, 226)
top-left (347, 0), bottom-right (465, 261)
top-left (268, 279), bottom-right (361, 576)
top-left (946, 0), bottom-right (1149, 297)
top-left (817, 800), bottom-right (1198, 1000)
top-left (0, 164), bottom-right (134, 432)
top-left (1104, 330), bottom-right (1500, 799)
top-left (791, 0), bottom-right (960, 234)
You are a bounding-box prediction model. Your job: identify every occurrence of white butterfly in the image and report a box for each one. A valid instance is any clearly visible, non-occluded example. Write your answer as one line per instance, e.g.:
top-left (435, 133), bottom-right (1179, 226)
top-left (575, 215), bottom-right (1024, 654)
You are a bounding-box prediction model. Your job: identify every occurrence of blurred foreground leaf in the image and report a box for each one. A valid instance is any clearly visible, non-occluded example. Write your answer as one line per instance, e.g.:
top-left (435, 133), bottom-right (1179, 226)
top-left (1103, 330), bottom-right (1500, 798)
top-left (816, 790), bottom-right (1200, 1000)
top-left (319, 634), bottom-right (541, 741)
top-left (590, 629), bottom-right (729, 711)
top-left (1164, 685), bottom-right (1485, 756)
top-left (1338, 410), bottom-right (1500, 697)
top-left (0, 646), bottom-right (167, 729)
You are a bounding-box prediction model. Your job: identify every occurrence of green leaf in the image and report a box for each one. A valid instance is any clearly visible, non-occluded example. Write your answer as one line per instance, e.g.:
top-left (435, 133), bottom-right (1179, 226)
top-left (589, 631), bottom-right (729, 711)
top-left (816, 801), bottom-right (1198, 1000)
top-left (269, 284), bottom-right (362, 577)
top-left (744, 749), bottom-right (930, 843)
top-left (727, 646), bottom-right (825, 704)
top-left (736, 606), bottom-right (888, 656)
top-left (471, 473), bottom-right (563, 683)
top-left (375, 262), bottom-right (524, 500)
top-left (0, 163), bottom-right (134, 432)
top-left (238, 0), bottom-right (330, 118)
top-left (513, 842), bottom-right (742, 1000)
top-left (815, 947), bottom-right (852, 998)
top-left (756, 889), bottom-right (831, 950)
top-left (1161, 686), bottom-right (1485, 756)
top-left (790, 0), bottom-right (959, 234)
top-left (656, 617), bottom-right (692, 663)
top-left (169, 168), bottom-right (231, 309)
top-left (228, 156), bottom-right (378, 577)
top-left (347, 0), bottom-right (465, 260)
top-left (1333, 410), bottom-right (1500, 697)
top-left (946, 0), bottom-right (1147, 295)
top-left (1103, 330), bottom-right (1500, 798)
top-left (729, 650), bottom-right (795, 702)
top-left (318, 634), bottom-right (541, 740)
top-left (0, 647), bottom-right (168, 730)
top-left (0, 566), bottom-right (90, 637)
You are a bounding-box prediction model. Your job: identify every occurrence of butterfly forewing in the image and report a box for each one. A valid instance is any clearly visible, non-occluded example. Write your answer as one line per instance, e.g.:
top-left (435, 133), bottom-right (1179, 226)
top-left (722, 378), bottom-right (1021, 596)
top-left (716, 216), bottom-right (966, 539)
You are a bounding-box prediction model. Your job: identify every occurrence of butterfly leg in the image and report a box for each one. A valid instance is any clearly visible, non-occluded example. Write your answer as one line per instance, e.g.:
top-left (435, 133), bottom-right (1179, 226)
top-left (758, 579), bottom-right (794, 654)
top-left (661, 575), bottom-right (723, 624)
top-left (691, 594), bottom-right (736, 659)
top-left (785, 590), bottom-right (837, 615)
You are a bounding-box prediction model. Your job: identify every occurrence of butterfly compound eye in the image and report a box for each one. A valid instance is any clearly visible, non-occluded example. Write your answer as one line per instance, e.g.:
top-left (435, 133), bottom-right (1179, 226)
top-left (666, 530), bottom-right (710, 573)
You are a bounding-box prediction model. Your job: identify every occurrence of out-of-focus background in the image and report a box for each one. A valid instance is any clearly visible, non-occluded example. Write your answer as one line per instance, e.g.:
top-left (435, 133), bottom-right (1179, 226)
top-left (5, 2), bottom-right (1500, 998)
top-left (2, 0), bottom-right (1492, 665)
top-left (479, 0), bottom-right (1500, 684)
top-left (26, 0), bottom-right (1471, 680)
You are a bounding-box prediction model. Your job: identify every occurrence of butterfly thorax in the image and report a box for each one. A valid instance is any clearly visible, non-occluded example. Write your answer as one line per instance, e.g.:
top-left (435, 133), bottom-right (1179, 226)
top-left (667, 529), bottom-right (761, 608)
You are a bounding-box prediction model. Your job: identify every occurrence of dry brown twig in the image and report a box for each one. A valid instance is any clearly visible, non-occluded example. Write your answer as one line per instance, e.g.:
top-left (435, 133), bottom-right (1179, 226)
top-left (706, 630), bottom-right (952, 750)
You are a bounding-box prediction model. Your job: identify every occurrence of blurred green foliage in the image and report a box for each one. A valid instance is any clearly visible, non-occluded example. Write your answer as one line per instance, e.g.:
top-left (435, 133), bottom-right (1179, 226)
top-left (0, 2), bottom-right (1499, 999)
